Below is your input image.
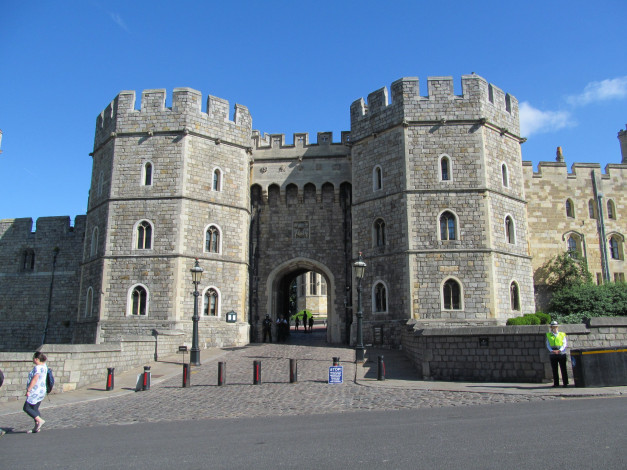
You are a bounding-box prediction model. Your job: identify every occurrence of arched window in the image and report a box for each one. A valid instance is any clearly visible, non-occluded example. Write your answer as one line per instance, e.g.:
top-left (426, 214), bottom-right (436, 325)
top-left (439, 155), bottom-right (452, 181)
top-left (373, 218), bottom-right (386, 247)
top-left (502, 163), bottom-right (509, 187)
top-left (320, 276), bottom-right (327, 296)
top-left (373, 166), bottom-right (383, 191)
top-left (22, 249), bottom-right (35, 271)
top-left (442, 278), bottom-right (462, 310)
top-left (373, 281), bottom-right (388, 313)
top-left (510, 282), bottom-right (520, 311)
top-left (85, 287), bottom-right (94, 318)
top-left (300, 274), bottom-right (306, 296)
top-left (144, 162), bottom-right (153, 186)
top-left (607, 199), bottom-right (616, 219)
top-left (90, 227), bottom-right (99, 258)
top-left (212, 168), bottom-right (222, 191)
top-left (309, 272), bottom-right (318, 295)
top-left (205, 225), bottom-right (221, 253)
top-left (268, 184), bottom-right (280, 207)
top-left (505, 216), bottom-right (515, 244)
top-left (609, 236), bottom-right (623, 260)
top-left (565, 199), bottom-right (575, 218)
top-left (136, 221), bottom-right (152, 250)
top-left (203, 287), bottom-right (220, 316)
top-left (588, 199), bottom-right (596, 219)
top-left (566, 233), bottom-right (584, 257)
top-left (439, 211), bottom-right (457, 241)
top-left (129, 285), bottom-right (148, 316)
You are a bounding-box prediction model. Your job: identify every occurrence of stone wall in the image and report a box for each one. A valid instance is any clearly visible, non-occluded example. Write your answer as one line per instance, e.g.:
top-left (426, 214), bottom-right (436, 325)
top-left (0, 216), bottom-right (86, 350)
top-left (401, 316), bottom-right (627, 382)
top-left (524, 160), bottom-right (627, 310)
top-left (0, 331), bottom-right (184, 402)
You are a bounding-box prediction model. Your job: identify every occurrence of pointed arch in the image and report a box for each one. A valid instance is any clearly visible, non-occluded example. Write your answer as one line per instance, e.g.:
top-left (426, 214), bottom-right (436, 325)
top-left (441, 277), bottom-right (463, 310)
top-left (438, 210), bottom-right (458, 241)
top-left (143, 161), bottom-right (153, 186)
top-left (204, 223), bottom-right (222, 254)
top-left (439, 154), bottom-right (452, 182)
top-left (203, 286), bottom-right (221, 317)
top-left (372, 280), bottom-right (388, 313)
top-left (134, 220), bottom-right (153, 250)
top-left (373, 165), bottom-right (383, 191)
top-left (127, 284), bottom-right (149, 316)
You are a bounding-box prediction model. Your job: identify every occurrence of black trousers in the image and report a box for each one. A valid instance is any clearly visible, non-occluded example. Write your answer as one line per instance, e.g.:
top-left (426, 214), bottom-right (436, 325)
top-left (550, 353), bottom-right (569, 386)
top-left (23, 400), bottom-right (42, 420)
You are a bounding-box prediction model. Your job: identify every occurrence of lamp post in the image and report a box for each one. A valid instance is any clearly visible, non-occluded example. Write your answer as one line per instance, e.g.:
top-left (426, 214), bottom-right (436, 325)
top-left (353, 252), bottom-right (366, 363)
top-left (190, 258), bottom-right (204, 366)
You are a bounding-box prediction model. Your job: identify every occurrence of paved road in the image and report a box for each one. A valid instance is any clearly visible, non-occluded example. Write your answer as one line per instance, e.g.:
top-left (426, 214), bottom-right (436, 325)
top-left (1, 397), bottom-right (626, 469)
top-left (0, 329), bottom-right (624, 434)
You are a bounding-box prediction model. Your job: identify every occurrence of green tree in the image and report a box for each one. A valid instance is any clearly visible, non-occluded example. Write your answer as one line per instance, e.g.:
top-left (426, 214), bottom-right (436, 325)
top-left (549, 282), bottom-right (627, 323)
top-left (535, 251), bottom-right (592, 291)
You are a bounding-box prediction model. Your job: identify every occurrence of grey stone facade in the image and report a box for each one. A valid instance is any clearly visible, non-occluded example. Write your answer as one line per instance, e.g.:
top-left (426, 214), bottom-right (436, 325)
top-left (0, 75), bottom-right (625, 351)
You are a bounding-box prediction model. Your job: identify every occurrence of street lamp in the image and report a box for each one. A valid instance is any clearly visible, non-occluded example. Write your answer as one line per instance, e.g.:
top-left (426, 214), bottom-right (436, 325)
top-left (190, 258), bottom-right (204, 366)
top-left (353, 252), bottom-right (366, 363)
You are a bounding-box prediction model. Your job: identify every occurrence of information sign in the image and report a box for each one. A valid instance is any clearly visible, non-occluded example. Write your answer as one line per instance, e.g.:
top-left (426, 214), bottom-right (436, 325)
top-left (328, 366), bottom-right (343, 384)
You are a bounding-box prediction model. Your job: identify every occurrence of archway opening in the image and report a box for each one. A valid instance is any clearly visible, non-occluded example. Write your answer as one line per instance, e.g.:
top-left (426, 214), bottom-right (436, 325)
top-left (266, 258), bottom-right (344, 345)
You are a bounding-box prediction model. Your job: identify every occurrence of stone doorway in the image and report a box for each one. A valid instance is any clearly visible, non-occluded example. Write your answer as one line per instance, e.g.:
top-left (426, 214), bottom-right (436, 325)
top-left (265, 257), bottom-right (343, 344)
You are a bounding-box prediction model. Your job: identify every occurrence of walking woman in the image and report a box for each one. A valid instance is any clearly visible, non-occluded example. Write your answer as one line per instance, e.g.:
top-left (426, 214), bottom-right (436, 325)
top-left (24, 351), bottom-right (48, 433)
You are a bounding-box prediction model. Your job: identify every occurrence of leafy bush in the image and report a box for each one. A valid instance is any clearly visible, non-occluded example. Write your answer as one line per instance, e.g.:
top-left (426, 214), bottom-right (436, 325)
top-left (535, 312), bottom-right (551, 324)
top-left (507, 313), bottom-right (543, 325)
top-left (548, 282), bottom-right (627, 323)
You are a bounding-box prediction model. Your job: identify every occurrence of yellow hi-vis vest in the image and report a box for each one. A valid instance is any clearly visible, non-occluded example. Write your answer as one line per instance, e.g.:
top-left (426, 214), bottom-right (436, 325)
top-left (546, 331), bottom-right (566, 348)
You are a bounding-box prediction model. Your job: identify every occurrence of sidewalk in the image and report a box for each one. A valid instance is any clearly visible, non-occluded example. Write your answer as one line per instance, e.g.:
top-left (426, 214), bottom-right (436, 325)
top-left (1, 342), bottom-right (625, 418)
top-left (358, 347), bottom-right (627, 397)
top-left (0, 348), bottom-right (227, 417)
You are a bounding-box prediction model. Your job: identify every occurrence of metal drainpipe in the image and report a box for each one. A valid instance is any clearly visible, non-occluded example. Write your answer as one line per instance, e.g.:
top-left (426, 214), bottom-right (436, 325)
top-left (592, 171), bottom-right (610, 282)
top-left (42, 247), bottom-right (60, 345)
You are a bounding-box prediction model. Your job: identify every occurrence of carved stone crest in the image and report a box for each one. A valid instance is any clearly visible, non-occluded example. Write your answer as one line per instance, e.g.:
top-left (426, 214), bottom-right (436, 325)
top-left (293, 221), bottom-right (309, 239)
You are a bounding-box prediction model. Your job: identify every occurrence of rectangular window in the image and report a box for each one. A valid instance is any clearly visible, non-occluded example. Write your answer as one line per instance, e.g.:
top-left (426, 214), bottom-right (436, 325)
top-left (596, 273), bottom-right (603, 285)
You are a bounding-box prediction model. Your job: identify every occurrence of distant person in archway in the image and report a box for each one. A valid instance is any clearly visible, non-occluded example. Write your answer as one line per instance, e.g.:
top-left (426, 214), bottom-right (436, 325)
top-left (309, 315), bottom-right (314, 332)
top-left (294, 317), bottom-right (300, 331)
top-left (262, 315), bottom-right (273, 342)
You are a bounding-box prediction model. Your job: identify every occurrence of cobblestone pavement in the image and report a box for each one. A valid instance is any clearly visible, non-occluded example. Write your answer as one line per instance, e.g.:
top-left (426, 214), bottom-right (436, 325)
top-left (0, 330), bottom-right (572, 432)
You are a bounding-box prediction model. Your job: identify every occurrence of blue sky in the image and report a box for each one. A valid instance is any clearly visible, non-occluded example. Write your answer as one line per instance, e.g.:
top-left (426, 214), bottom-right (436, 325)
top-left (1, 0), bottom-right (625, 223)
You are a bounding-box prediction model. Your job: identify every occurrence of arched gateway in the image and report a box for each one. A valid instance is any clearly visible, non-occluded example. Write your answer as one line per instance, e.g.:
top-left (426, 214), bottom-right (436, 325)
top-left (266, 258), bottom-right (341, 343)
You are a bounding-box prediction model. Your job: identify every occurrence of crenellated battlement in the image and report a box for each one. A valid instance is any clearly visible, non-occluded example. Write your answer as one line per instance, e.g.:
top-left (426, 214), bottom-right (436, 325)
top-left (94, 88), bottom-right (252, 150)
top-left (0, 216), bottom-right (86, 238)
top-left (523, 160), bottom-right (627, 181)
top-left (251, 130), bottom-right (351, 150)
top-left (350, 75), bottom-right (520, 142)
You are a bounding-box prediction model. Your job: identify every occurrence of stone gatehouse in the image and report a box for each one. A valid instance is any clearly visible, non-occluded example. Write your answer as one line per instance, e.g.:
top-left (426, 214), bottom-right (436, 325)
top-left (1, 74), bottom-right (625, 351)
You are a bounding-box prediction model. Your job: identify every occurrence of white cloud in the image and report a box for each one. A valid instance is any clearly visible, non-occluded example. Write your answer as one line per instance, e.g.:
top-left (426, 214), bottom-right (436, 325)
top-left (567, 76), bottom-right (627, 106)
top-left (519, 102), bottom-right (574, 137)
top-left (109, 12), bottom-right (129, 32)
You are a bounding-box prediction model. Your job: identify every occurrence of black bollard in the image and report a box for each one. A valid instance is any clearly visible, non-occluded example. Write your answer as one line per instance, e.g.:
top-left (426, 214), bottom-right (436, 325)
top-left (142, 366), bottom-right (151, 391)
top-left (182, 363), bottom-right (190, 387)
top-left (106, 367), bottom-right (115, 391)
top-left (218, 362), bottom-right (226, 386)
top-left (377, 355), bottom-right (385, 381)
top-left (253, 360), bottom-right (261, 385)
top-left (333, 357), bottom-right (340, 366)
top-left (289, 359), bottom-right (297, 383)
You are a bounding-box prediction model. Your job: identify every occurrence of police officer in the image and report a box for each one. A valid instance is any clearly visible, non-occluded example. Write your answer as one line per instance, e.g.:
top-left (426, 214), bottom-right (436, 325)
top-left (546, 321), bottom-right (569, 387)
top-left (262, 314), bottom-right (273, 343)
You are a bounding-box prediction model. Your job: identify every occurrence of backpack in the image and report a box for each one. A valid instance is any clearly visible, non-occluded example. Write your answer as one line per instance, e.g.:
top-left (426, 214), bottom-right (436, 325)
top-left (46, 367), bottom-right (55, 394)
top-left (0, 368), bottom-right (4, 388)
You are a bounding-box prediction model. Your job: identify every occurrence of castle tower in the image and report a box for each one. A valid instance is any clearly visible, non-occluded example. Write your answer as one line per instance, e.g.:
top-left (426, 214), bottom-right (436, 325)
top-left (350, 75), bottom-right (534, 337)
top-left (75, 88), bottom-right (251, 346)
top-left (619, 126), bottom-right (627, 164)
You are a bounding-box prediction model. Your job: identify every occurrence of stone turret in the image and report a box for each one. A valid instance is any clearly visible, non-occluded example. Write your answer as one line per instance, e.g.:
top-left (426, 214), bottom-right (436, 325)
top-left (619, 126), bottom-right (627, 163)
